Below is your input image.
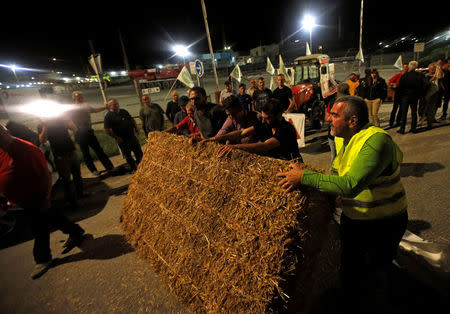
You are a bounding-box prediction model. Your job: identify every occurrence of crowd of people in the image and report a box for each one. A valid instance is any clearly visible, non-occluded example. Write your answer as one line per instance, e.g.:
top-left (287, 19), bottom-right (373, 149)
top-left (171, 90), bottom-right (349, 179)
top-left (0, 58), bottom-right (448, 313)
top-left (343, 58), bottom-right (450, 133)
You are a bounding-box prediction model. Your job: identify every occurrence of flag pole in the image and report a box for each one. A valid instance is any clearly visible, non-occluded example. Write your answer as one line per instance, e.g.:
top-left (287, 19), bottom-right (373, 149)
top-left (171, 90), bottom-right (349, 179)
top-left (88, 40), bottom-right (108, 104)
top-left (164, 79), bottom-right (178, 103)
top-left (201, 0), bottom-right (219, 91)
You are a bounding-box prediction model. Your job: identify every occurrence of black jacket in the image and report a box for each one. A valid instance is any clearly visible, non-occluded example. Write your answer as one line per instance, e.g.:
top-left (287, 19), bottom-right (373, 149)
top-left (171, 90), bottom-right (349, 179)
top-left (396, 71), bottom-right (430, 100)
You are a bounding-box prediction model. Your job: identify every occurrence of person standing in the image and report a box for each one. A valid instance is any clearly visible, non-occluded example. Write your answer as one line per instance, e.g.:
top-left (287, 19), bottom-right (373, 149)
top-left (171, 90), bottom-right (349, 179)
top-left (219, 80), bottom-right (236, 105)
top-left (365, 69), bottom-right (387, 127)
top-left (189, 87), bottom-right (227, 141)
top-left (38, 117), bottom-right (84, 207)
top-left (104, 99), bottom-right (143, 172)
top-left (139, 95), bottom-right (165, 137)
top-left (0, 125), bottom-right (85, 279)
top-left (165, 91), bottom-right (180, 124)
top-left (277, 96), bottom-right (408, 313)
top-left (345, 73), bottom-right (360, 96)
top-left (71, 91), bottom-right (114, 176)
top-left (439, 58), bottom-right (450, 120)
top-left (252, 77), bottom-right (272, 112)
top-left (356, 68), bottom-right (372, 100)
top-left (388, 63), bottom-right (409, 128)
top-left (165, 103), bottom-right (200, 136)
top-left (247, 79), bottom-right (258, 98)
top-left (272, 74), bottom-right (295, 113)
top-left (236, 83), bottom-right (252, 112)
top-left (173, 96), bottom-right (190, 134)
top-left (396, 61), bottom-right (430, 134)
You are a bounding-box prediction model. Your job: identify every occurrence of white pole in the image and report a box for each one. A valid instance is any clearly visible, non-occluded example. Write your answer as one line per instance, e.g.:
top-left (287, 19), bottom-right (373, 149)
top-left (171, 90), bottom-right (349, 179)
top-left (201, 0), bottom-right (220, 91)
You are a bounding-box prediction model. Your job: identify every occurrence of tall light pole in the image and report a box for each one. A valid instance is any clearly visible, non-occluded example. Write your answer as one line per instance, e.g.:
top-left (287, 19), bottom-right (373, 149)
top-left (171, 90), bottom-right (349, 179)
top-left (302, 15), bottom-right (316, 52)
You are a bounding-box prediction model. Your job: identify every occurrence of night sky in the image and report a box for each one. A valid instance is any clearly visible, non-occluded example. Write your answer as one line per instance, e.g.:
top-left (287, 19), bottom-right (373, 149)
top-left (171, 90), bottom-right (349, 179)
top-left (1, 0), bottom-right (448, 78)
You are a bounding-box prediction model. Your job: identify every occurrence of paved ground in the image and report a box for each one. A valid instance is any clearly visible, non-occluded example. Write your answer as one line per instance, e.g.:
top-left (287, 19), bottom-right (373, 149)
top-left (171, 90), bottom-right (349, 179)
top-left (0, 87), bottom-right (449, 312)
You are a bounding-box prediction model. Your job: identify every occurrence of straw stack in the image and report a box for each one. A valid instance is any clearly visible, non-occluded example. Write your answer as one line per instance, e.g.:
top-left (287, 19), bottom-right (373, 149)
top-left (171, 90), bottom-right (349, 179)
top-left (122, 132), bottom-right (333, 313)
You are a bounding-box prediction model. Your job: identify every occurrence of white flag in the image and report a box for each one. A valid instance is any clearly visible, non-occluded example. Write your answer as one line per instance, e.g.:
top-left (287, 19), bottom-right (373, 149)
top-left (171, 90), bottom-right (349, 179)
top-left (88, 54), bottom-right (103, 75)
top-left (270, 76), bottom-right (277, 90)
top-left (306, 42), bottom-right (311, 56)
top-left (177, 66), bottom-right (194, 88)
top-left (230, 64), bottom-right (242, 83)
top-left (266, 57), bottom-right (275, 75)
top-left (355, 47), bottom-right (364, 63)
top-left (394, 55), bottom-right (403, 70)
top-left (278, 55), bottom-right (291, 85)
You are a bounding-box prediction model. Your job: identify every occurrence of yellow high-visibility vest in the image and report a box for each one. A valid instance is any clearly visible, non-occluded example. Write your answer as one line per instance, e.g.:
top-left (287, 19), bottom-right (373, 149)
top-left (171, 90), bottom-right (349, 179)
top-left (332, 125), bottom-right (407, 220)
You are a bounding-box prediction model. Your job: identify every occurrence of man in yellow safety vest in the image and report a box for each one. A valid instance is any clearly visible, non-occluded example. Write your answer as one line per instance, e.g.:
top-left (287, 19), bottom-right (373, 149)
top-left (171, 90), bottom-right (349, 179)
top-left (277, 95), bottom-right (408, 312)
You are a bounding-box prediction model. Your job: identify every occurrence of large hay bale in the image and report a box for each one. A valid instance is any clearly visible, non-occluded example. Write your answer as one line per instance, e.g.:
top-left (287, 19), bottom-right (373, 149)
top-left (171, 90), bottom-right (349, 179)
top-left (122, 132), bottom-right (333, 313)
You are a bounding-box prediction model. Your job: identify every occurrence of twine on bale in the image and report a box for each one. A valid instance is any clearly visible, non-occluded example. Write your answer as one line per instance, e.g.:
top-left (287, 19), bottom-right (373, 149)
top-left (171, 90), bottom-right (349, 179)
top-left (122, 132), bottom-right (334, 313)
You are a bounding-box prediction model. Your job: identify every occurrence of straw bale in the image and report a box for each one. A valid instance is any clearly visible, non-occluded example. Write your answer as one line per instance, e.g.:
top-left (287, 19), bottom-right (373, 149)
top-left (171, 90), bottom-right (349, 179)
top-left (122, 131), bottom-right (334, 313)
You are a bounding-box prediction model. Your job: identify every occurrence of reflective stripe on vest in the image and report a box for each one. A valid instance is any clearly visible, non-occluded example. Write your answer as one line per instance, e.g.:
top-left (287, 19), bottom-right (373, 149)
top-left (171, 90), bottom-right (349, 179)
top-left (332, 125), bottom-right (407, 220)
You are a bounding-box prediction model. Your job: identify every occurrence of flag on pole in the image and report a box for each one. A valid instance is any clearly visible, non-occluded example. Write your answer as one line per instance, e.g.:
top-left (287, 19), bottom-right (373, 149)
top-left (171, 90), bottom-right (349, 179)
top-left (355, 47), bottom-right (364, 63)
top-left (266, 57), bottom-right (275, 75)
top-left (355, 0), bottom-right (364, 63)
top-left (88, 54), bottom-right (103, 75)
top-left (278, 55), bottom-right (291, 85)
top-left (270, 76), bottom-right (277, 90)
top-left (394, 55), bottom-right (403, 70)
top-left (177, 66), bottom-right (194, 88)
top-left (306, 42), bottom-right (311, 56)
top-left (230, 64), bottom-right (242, 82)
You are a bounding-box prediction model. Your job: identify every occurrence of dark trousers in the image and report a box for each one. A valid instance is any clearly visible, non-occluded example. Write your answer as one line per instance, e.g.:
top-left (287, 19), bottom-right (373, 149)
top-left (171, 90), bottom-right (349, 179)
top-left (442, 94), bottom-right (449, 117)
top-left (25, 201), bottom-right (84, 263)
top-left (76, 129), bottom-right (113, 173)
top-left (55, 151), bottom-right (83, 204)
top-left (118, 135), bottom-right (143, 171)
top-left (389, 95), bottom-right (402, 127)
top-left (339, 211), bottom-right (408, 312)
top-left (399, 96), bottom-right (419, 131)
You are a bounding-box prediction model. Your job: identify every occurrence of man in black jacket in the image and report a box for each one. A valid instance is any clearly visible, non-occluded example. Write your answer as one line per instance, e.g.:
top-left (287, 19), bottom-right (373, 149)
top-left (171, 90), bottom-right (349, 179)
top-left (396, 61), bottom-right (430, 134)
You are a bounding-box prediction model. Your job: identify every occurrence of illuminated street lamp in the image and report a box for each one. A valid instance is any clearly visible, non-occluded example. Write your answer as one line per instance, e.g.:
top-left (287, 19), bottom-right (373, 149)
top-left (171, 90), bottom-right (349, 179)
top-left (301, 15), bottom-right (316, 52)
top-left (172, 44), bottom-right (191, 64)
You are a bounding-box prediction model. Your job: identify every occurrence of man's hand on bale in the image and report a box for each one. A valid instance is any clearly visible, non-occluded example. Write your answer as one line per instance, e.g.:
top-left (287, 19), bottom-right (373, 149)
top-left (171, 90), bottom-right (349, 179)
top-left (276, 163), bottom-right (304, 192)
top-left (217, 144), bottom-right (234, 158)
top-left (188, 133), bottom-right (203, 146)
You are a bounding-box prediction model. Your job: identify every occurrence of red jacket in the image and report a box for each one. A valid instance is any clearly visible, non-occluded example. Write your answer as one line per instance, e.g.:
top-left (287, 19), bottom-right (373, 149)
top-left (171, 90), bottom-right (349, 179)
top-left (0, 138), bottom-right (50, 207)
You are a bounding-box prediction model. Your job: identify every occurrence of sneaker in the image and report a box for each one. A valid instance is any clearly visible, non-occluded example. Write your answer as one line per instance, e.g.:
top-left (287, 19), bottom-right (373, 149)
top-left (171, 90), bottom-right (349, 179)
top-left (62, 231), bottom-right (85, 254)
top-left (30, 260), bottom-right (52, 279)
top-left (439, 115), bottom-right (447, 121)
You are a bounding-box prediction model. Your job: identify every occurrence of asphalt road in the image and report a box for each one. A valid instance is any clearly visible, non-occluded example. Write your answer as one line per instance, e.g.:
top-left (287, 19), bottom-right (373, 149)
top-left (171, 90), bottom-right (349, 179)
top-left (0, 78), bottom-right (449, 313)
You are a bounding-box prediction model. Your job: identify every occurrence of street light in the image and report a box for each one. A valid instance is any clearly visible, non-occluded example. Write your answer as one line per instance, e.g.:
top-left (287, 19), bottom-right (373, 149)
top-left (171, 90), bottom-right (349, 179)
top-left (172, 44), bottom-right (190, 64)
top-left (301, 15), bottom-right (316, 52)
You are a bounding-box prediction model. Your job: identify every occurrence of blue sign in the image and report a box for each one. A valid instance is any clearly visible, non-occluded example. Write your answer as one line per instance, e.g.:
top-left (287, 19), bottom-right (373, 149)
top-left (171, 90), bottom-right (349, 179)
top-left (195, 59), bottom-right (204, 77)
